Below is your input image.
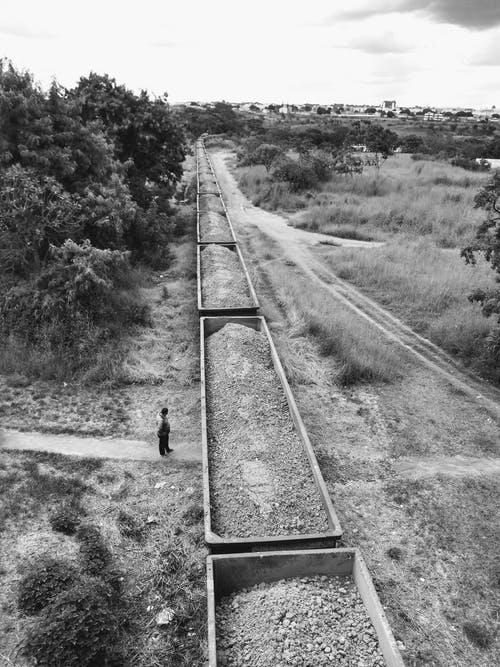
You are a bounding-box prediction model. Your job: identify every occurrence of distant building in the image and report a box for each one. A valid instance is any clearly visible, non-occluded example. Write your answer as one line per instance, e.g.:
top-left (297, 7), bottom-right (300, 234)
top-left (381, 100), bottom-right (397, 111)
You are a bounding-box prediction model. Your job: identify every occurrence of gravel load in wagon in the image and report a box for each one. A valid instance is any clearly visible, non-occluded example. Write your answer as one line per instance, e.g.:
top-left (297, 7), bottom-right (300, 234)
top-left (199, 211), bottom-right (233, 243)
top-left (201, 245), bottom-right (253, 309)
top-left (199, 194), bottom-right (225, 215)
top-left (216, 575), bottom-right (385, 667)
top-left (205, 323), bottom-right (329, 538)
top-left (199, 182), bottom-right (220, 195)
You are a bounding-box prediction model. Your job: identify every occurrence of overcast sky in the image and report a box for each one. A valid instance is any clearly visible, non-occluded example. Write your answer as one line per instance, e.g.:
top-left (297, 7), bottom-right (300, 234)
top-left (1, 0), bottom-right (499, 107)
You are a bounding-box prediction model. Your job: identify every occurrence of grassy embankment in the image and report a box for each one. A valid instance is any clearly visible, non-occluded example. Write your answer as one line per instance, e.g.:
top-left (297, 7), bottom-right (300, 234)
top-left (236, 154), bottom-right (498, 381)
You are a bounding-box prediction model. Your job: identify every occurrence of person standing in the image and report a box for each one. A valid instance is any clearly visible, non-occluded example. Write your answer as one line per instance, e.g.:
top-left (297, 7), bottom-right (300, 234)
top-left (157, 407), bottom-right (172, 456)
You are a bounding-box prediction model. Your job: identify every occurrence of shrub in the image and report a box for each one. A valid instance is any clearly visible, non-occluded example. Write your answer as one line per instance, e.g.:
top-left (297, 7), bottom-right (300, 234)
top-left (182, 503), bottom-right (204, 526)
top-left (463, 621), bottom-right (493, 649)
top-left (272, 157), bottom-right (318, 192)
top-left (0, 239), bottom-right (150, 370)
top-left (22, 578), bottom-right (118, 667)
top-left (451, 156), bottom-right (490, 172)
top-left (49, 500), bottom-right (83, 535)
top-left (18, 558), bottom-right (79, 615)
top-left (76, 524), bottom-right (112, 575)
top-left (117, 509), bottom-right (145, 541)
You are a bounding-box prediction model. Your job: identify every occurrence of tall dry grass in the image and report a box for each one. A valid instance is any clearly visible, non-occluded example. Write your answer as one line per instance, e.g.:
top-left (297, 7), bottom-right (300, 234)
top-left (267, 262), bottom-right (406, 385)
top-left (326, 240), bottom-right (497, 377)
top-left (237, 155), bottom-right (489, 247)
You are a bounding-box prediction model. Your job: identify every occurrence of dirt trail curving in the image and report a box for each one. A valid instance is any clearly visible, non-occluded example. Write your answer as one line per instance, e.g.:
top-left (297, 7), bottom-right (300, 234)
top-left (210, 150), bottom-right (500, 421)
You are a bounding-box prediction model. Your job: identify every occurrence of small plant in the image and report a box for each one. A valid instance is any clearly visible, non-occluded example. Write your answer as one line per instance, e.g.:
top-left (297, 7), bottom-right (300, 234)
top-left (49, 500), bottom-right (83, 535)
top-left (386, 546), bottom-right (404, 561)
top-left (182, 503), bottom-right (204, 526)
top-left (22, 578), bottom-right (119, 667)
top-left (463, 620), bottom-right (493, 649)
top-left (18, 558), bottom-right (78, 615)
top-left (117, 509), bottom-right (145, 541)
top-left (76, 524), bottom-right (112, 575)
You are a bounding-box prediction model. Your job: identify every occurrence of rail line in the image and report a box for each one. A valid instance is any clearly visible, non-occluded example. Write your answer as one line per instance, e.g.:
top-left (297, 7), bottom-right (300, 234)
top-left (195, 138), bottom-right (404, 667)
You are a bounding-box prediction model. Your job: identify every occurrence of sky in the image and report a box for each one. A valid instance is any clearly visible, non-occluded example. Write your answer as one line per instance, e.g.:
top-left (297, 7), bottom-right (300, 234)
top-left (0, 0), bottom-right (499, 108)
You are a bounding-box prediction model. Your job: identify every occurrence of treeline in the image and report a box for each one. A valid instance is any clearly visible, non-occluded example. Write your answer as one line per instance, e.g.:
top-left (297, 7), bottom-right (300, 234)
top-left (236, 123), bottom-right (401, 192)
top-left (0, 60), bottom-right (186, 378)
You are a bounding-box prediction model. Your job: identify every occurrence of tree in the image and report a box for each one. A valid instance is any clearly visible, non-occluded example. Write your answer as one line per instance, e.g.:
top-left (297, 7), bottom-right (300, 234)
top-left (400, 134), bottom-right (427, 154)
top-left (365, 107), bottom-right (377, 114)
top-left (251, 143), bottom-right (282, 172)
top-left (462, 173), bottom-right (500, 358)
top-left (0, 166), bottom-right (79, 274)
top-left (70, 74), bottom-right (185, 207)
top-left (362, 124), bottom-right (399, 169)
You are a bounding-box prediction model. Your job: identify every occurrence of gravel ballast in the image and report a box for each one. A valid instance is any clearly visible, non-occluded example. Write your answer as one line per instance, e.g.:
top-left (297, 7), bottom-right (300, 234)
top-left (201, 245), bottom-right (253, 309)
top-left (205, 323), bottom-right (329, 538)
top-left (199, 211), bottom-right (233, 243)
top-left (216, 575), bottom-right (386, 667)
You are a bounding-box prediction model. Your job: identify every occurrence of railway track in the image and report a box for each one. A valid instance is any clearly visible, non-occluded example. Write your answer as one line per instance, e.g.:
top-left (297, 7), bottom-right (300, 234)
top-left (195, 138), bottom-right (404, 667)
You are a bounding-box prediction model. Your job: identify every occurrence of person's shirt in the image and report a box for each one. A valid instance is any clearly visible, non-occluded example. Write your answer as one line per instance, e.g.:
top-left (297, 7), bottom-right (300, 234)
top-left (156, 412), bottom-right (170, 436)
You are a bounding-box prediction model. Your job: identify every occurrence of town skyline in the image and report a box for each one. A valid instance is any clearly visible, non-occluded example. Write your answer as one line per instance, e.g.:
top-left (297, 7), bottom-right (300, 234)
top-left (1, 0), bottom-right (499, 108)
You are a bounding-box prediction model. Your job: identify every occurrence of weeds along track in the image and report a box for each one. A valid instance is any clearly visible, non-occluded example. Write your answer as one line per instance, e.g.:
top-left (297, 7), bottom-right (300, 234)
top-left (194, 138), bottom-right (403, 667)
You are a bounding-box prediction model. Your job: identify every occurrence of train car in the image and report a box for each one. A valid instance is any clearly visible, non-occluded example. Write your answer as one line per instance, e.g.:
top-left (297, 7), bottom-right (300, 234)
top-left (207, 548), bottom-right (404, 666)
top-left (200, 316), bottom-right (342, 553)
top-left (197, 243), bottom-right (259, 316)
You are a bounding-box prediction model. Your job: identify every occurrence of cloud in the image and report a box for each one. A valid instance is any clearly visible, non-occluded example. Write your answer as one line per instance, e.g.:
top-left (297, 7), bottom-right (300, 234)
top-left (148, 40), bottom-right (180, 48)
top-left (340, 32), bottom-right (412, 54)
top-left (469, 41), bottom-right (500, 66)
top-left (325, 0), bottom-right (500, 31)
top-left (0, 23), bottom-right (56, 39)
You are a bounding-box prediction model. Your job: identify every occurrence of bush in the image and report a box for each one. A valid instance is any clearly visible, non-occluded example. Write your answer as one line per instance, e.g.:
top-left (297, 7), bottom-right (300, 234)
top-left (22, 578), bottom-right (119, 667)
top-left (450, 156), bottom-right (490, 172)
top-left (76, 524), bottom-right (112, 575)
top-left (0, 239), bottom-right (150, 371)
top-left (18, 558), bottom-right (79, 615)
top-left (49, 500), bottom-right (83, 535)
top-left (117, 509), bottom-right (145, 541)
top-left (182, 503), bottom-right (204, 526)
top-left (462, 620), bottom-right (493, 649)
top-left (272, 157), bottom-right (318, 192)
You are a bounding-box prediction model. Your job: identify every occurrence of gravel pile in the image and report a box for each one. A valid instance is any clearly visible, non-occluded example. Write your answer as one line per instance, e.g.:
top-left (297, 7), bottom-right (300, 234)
top-left (201, 245), bottom-right (253, 309)
top-left (205, 323), bottom-right (329, 538)
top-left (199, 193), bottom-right (225, 215)
top-left (216, 575), bottom-right (386, 667)
top-left (199, 211), bottom-right (233, 242)
top-left (199, 182), bottom-right (219, 195)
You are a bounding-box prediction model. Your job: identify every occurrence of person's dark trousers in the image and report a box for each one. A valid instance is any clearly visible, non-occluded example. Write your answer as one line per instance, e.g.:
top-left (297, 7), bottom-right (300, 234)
top-left (159, 435), bottom-right (170, 455)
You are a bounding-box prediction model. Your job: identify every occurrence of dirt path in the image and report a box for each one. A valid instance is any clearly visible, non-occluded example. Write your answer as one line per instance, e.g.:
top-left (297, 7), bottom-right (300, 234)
top-left (211, 150), bottom-right (500, 421)
top-left (0, 428), bottom-right (201, 462)
top-left (394, 455), bottom-right (500, 479)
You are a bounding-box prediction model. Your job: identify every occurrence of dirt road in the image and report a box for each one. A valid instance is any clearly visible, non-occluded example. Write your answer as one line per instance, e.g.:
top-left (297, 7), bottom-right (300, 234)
top-left (211, 150), bottom-right (500, 420)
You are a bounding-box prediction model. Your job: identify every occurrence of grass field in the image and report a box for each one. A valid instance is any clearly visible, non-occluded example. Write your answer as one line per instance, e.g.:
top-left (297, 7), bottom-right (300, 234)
top-left (235, 151), bottom-right (499, 382)
top-left (320, 239), bottom-right (498, 379)
top-left (237, 154), bottom-right (489, 248)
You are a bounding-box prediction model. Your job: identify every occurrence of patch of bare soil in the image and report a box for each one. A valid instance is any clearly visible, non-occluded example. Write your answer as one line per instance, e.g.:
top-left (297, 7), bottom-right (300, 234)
top-left (210, 148), bottom-right (500, 666)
